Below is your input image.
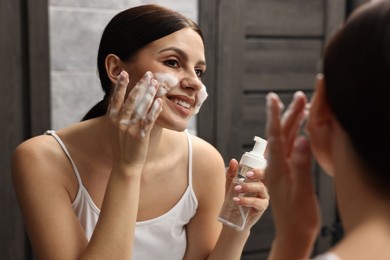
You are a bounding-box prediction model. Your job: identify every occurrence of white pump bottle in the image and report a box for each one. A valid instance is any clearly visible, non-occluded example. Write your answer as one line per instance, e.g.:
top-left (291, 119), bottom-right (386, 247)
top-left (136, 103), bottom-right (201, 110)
top-left (217, 136), bottom-right (267, 231)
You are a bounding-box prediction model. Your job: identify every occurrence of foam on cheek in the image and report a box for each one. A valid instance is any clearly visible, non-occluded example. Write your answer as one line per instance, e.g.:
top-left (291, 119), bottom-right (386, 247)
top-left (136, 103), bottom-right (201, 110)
top-left (154, 72), bottom-right (208, 114)
top-left (193, 84), bottom-right (208, 114)
top-left (154, 72), bottom-right (179, 97)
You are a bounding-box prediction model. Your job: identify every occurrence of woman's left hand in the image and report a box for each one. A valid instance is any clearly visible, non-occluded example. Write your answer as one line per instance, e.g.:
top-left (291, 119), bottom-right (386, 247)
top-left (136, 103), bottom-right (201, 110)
top-left (225, 159), bottom-right (270, 230)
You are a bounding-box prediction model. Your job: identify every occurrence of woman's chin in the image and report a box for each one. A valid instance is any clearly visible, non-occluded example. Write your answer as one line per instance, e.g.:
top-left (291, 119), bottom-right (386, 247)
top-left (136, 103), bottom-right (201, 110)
top-left (155, 118), bottom-right (188, 132)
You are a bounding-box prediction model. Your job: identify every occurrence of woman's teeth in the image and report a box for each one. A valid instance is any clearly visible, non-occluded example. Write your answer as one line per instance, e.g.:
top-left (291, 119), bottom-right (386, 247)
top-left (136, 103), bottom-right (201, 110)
top-left (172, 98), bottom-right (191, 109)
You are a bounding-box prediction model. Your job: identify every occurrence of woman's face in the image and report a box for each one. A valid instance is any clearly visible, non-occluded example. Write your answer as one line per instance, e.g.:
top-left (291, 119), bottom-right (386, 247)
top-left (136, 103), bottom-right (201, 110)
top-left (124, 27), bottom-right (206, 131)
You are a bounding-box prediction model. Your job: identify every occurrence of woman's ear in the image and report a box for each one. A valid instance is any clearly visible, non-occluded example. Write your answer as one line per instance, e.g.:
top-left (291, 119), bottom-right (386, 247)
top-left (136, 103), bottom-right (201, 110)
top-left (310, 74), bottom-right (333, 126)
top-left (305, 74), bottom-right (335, 145)
top-left (305, 74), bottom-right (335, 174)
top-left (105, 54), bottom-right (123, 85)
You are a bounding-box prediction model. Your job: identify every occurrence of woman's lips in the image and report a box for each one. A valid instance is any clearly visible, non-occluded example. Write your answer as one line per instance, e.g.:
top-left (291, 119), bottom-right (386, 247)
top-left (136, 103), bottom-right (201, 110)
top-left (166, 96), bottom-right (192, 116)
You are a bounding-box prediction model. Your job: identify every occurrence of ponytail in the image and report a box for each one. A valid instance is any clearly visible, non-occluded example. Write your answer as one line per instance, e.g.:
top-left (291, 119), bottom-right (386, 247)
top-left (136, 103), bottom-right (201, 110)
top-left (82, 97), bottom-right (109, 121)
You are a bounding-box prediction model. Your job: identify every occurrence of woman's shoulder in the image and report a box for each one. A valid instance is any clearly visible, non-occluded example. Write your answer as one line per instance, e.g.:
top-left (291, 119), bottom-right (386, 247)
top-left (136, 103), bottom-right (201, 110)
top-left (188, 133), bottom-right (225, 168)
top-left (13, 119), bottom-right (97, 165)
top-left (183, 132), bottom-right (226, 213)
top-left (13, 132), bottom-right (62, 164)
top-left (165, 130), bottom-right (224, 164)
top-left (12, 129), bottom-right (77, 186)
top-left (187, 133), bottom-right (226, 189)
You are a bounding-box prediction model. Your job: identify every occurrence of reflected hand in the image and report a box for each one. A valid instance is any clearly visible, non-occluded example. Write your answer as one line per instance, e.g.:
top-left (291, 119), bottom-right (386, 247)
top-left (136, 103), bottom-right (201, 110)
top-left (265, 92), bottom-right (320, 256)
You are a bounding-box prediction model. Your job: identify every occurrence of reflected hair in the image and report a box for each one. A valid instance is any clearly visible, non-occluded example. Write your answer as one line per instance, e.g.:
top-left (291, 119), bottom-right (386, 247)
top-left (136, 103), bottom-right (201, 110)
top-left (323, 0), bottom-right (390, 193)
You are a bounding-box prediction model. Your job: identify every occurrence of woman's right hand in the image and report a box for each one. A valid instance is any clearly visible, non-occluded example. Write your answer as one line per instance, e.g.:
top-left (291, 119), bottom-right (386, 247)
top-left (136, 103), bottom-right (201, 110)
top-left (107, 70), bottom-right (163, 172)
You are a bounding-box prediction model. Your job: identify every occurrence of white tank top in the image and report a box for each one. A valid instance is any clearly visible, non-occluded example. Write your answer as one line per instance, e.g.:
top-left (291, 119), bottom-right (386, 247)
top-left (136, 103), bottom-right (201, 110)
top-left (312, 252), bottom-right (341, 260)
top-left (46, 130), bottom-right (198, 260)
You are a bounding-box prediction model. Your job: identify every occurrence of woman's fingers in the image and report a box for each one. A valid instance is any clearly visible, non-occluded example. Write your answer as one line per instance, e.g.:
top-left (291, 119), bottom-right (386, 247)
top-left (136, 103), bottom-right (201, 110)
top-left (246, 168), bottom-right (265, 182)
top-left (233, 181), bottom-right (269, 211)
top-left (265, 93), bottom-right (286, 186)
top-left (118, 71), bottom-right (155, 125)
top-left (226, 159), bottom-right (239, 179)
top-left (265, 92), bottom-right (283, 140)
top-left (281, 91), bottom-right (307, 156)
top-left (141, 98), bottom-right (163, 137)
top-left (235, 181), bottom-right (268, 199)
top-left (131, 73), bottom-right (158, 123)
top-left (281, 92), bottom-right (307, 130)
top-left (233, 167), bottom-right (269, 209)
top-left (108, 70), bottom-right (129, 118)
top-left (225, 159), bottom-right (239, 192)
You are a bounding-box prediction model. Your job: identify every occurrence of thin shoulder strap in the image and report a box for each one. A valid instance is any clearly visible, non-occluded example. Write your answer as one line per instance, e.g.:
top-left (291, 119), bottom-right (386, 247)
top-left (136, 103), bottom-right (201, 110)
top-left (45, 130), bottom-right (83, 186)
top-left (184, 130), bottom-right (193, 187)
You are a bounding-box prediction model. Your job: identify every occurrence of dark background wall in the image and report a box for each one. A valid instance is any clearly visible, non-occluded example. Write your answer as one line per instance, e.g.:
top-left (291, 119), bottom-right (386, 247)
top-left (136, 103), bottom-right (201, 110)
top-left (0, 0), bottom-right (50, 259)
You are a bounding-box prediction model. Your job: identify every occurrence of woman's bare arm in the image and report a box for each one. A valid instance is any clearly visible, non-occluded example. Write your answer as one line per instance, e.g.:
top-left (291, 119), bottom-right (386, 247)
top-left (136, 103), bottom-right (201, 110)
top-left (12, 71), bottom-right (162, 260)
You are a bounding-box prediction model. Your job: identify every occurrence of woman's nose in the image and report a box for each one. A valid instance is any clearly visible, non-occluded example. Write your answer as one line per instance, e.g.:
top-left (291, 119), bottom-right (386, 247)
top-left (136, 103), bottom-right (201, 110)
top-left (180, 76), bottom-right (202, 92)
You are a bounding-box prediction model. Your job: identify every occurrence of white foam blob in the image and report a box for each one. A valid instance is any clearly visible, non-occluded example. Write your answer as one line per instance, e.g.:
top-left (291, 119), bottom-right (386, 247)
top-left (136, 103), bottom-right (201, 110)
top-left (194, 84), bottom-right (208, 114)
top-left (153, 72), bottom-right (208, 115)
top-left (154, 72), bottom-right (179, 97)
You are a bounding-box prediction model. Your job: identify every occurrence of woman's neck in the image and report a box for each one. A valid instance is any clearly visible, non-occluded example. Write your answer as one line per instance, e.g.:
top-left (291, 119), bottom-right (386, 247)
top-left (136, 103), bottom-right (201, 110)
top-left (331, 202), bottom-right (390, 259)
top-left (91, 116), bottom-right (169, 163)
top-left (334, 157), bottom-right (389, 226)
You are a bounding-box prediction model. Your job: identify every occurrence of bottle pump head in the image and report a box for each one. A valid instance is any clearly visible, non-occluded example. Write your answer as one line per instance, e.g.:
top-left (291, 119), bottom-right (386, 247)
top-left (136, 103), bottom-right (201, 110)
top-left (252, 136), bottom-right (267, 157)
top-left (240, 136), bottom-right (267, 169)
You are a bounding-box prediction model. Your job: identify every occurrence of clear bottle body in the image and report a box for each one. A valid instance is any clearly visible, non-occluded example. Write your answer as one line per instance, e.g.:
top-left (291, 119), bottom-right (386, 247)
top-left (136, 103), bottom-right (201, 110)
top-left (217, 164), bottom-right (257, 231)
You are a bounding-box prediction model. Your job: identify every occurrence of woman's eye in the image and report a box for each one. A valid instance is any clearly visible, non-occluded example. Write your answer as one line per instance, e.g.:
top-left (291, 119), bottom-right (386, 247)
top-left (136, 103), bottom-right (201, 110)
top-left (195, 69), bottom-right (204, 78)
top-left (164, 59), bottom-right (179, 68)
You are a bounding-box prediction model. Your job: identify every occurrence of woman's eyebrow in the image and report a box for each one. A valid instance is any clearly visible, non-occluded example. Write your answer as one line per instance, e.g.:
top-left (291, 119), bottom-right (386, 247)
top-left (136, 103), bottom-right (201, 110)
top-left (158, 47), bottom-right (206, 66)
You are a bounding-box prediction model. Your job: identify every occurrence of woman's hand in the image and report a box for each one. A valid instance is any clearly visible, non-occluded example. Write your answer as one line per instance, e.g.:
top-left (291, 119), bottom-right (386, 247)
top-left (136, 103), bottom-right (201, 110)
top-left (265, 92), bottom-right (320, 259)
top-left (107, 70), bottom-right (163, 172)
top-left (225, 159), bottom-right (270, 230)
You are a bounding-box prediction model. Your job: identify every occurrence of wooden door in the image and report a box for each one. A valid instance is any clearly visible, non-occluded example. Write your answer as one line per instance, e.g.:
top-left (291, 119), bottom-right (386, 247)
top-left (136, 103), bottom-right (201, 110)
top-left (198, 0), bottom-right (346, 258)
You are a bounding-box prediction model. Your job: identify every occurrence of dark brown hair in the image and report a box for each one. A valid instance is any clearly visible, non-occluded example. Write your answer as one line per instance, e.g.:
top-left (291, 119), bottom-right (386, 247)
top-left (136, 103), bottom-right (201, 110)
top-left (82, 4), bottom-right (203, 120)
top-left (323, 0), bottom-right (390, 192)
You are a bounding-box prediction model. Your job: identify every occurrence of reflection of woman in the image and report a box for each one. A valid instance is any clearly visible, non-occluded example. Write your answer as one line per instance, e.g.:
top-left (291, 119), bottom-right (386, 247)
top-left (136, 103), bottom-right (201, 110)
top-left (12, 5), bottom-right (269, 259)
top-left (265, 1), bottom-right (390, 259)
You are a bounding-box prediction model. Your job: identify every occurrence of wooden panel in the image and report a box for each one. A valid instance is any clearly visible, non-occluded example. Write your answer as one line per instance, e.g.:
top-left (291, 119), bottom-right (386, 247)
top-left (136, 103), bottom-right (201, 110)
top-left (245, 0), bottom-right (324, 36)
top-left (198, 0), bottom-right (218, 144)
top-left (244, 39), bottom-right (322, 92)
top-left (242, 252), bottom-right (269, 260)
top-left (243, 209), bottom-right (274, 253)
top-left (0, 0), bottom-right (50, 259)
top-left (0, 0), bottom-right (29, 259)
top-left (326, 0), bottom-right (347, 42)
top-left (215, 0), bottom-right (247, 162)
top-left (27, 0), bottom-right (51, 136)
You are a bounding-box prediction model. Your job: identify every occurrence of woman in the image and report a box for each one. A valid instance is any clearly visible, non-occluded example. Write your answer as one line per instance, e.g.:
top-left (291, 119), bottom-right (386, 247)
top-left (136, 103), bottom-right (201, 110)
top-left (265, 1), bottom-right (390, 259)
top-left (11, 4), bottom-right (269, 260)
